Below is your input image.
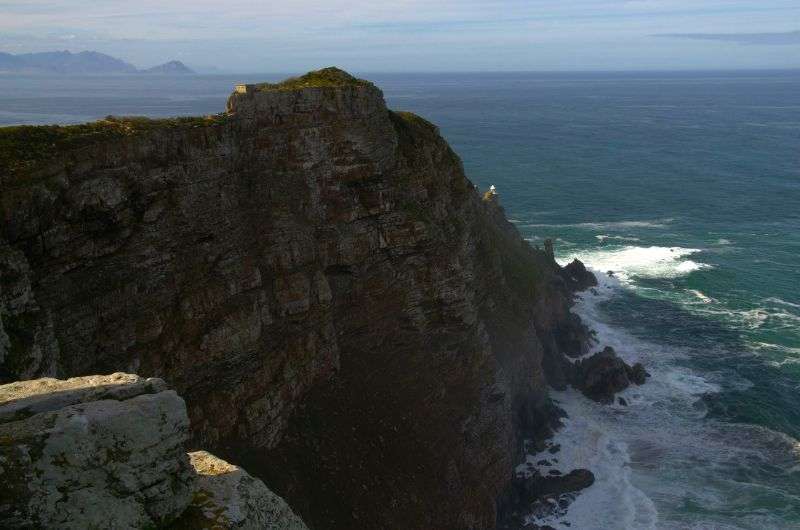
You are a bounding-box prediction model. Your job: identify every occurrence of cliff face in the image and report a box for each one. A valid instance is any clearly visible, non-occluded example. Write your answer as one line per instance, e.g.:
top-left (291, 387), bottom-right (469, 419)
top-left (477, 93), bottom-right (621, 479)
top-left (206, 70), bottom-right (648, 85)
top-left (0, 68), bottom-right (587, 529)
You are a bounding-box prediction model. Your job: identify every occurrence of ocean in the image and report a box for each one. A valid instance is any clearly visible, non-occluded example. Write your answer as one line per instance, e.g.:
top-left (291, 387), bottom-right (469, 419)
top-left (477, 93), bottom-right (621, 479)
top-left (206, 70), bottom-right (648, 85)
top-left (2, 70), bottom-right (799, 529)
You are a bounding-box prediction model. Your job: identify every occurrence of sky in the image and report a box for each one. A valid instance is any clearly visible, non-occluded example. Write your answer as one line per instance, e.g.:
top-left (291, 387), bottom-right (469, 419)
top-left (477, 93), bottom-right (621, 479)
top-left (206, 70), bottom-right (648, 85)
top-left (0, 0), bottom-right (798, 72)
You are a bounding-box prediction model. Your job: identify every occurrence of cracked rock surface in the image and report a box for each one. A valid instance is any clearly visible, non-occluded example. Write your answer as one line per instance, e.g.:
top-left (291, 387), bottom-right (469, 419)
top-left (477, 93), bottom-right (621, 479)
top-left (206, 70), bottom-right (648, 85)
top-left (0, 373), bottom-right (194, 529)
top-left (172, 450), bottom-right (309, 530)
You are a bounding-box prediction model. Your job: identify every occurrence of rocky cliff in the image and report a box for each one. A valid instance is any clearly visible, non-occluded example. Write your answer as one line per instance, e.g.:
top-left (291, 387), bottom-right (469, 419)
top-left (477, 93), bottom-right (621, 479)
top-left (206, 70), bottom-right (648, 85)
top-left (0, 68), bottom-right (591, 529)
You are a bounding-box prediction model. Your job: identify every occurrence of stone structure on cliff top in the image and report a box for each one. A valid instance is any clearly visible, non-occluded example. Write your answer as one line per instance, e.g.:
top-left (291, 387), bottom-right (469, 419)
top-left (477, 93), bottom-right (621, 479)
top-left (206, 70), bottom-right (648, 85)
top-left (0, 68), bottom-right (612, 529)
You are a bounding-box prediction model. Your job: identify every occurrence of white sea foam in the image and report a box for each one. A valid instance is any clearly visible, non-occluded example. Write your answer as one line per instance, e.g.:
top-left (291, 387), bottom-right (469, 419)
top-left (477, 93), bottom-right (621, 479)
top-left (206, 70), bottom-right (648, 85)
top-left (559, 245), bottom-right (711, 285)
top-left (596, 234), bottom-right (641, 242)
top-left (748, 341), bottom-right (800, 369)
top-left (525, 261), bottom-right (800, 529)
top-left (522, 272), bottom-right (712, 529)
top-left (765, 297), bottom-right (800, 310)
top-left (688, 289), bottom-right (715, 304)
top-left (692, 305), bottom-right (800, 332)
top-left (542, 236), bottom-right (800, 528)
top-left (523, 218), bottom-right (674, 230)
top-left (524, 401), bottom-right (658, 530)
top-left (749, 341), bottom-right (800, 357)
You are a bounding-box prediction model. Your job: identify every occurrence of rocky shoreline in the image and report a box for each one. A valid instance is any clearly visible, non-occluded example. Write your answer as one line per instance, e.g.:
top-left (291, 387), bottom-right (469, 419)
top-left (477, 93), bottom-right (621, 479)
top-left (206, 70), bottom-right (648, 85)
top-left (498, 326), bottom-right (650, 528)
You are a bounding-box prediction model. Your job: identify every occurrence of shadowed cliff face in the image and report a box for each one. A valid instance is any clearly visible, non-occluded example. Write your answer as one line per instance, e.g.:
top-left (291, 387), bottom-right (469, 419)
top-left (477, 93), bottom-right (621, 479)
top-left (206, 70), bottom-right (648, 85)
top-left (0, 68), bottom-right (588, 529)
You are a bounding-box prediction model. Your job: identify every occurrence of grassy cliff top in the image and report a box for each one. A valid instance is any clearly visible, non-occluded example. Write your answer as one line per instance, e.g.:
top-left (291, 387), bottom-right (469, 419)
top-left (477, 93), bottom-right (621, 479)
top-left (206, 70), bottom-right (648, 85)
top-left (0, 114), bottom-right (227, 180)
top-left (252, 67), bottom-right (376, 92)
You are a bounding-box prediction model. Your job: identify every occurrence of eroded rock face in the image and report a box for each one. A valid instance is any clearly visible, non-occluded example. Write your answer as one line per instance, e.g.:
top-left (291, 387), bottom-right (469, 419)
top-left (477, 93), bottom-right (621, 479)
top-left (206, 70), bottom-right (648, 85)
top-left (173, 451), bottom-right (309, 530)
top-left (0, 373), bottom-right (194, 529)
top-left (0, 69), bottom-right (591, 528)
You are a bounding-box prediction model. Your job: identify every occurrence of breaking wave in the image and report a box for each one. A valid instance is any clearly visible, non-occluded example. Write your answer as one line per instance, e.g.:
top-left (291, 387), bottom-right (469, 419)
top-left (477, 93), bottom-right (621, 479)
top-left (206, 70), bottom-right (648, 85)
top-left (562, 245), bottom-right (711, 285)
top-left (523, 218), bottom-right (674, 230)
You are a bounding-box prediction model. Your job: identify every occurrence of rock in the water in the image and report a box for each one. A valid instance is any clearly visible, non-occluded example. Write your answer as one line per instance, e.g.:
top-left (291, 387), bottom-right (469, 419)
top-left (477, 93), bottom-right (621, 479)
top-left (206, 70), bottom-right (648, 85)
top-left (496, 468), bottom-right (595, 529)
top-left (173, 451), bottom-right (309, 530)
top-left (561, 259), bottom-right (598, 292)
top-left (533, 469), bottom-right (595, 497)
top-left (628, 362), bottom-right (649, 385)
top-left (0, 373), bottom-right (194, 529)
top-left (572, 346), bottom-right (647, 404)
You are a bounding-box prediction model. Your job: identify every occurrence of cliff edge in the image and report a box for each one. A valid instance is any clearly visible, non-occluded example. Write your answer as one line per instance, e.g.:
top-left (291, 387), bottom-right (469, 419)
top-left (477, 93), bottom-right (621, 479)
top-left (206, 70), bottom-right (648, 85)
top-left (0, 68), bottom-right (591, 529)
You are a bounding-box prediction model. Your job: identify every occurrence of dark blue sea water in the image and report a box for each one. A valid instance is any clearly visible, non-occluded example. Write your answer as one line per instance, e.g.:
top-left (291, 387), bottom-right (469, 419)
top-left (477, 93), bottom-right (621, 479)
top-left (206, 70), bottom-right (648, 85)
top-left (2, 71), bottom-right (799, 529)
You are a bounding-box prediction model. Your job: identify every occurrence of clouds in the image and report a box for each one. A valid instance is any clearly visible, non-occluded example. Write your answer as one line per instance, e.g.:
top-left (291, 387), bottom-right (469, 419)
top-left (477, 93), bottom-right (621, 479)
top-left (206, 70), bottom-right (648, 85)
top-left (0, 0), bottom-right (798, 71)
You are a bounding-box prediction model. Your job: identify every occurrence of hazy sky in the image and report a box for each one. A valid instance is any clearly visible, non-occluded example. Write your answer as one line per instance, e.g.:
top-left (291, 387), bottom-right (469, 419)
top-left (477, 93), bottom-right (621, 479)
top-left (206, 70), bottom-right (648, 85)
top-left (1, 0), bottom-right (799, 72)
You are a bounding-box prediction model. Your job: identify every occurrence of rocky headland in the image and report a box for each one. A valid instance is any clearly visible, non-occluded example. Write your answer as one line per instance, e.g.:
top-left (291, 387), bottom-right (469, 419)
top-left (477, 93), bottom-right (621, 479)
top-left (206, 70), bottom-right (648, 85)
top-left (0, 68), bottom-right (646, 528)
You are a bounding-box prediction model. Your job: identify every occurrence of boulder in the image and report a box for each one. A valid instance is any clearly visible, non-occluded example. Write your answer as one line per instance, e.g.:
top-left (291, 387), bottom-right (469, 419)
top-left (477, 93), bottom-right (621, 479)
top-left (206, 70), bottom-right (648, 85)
top-left (497, 468), bottom-right (595, 529)
top-left (173, 451), bottom-right (309, 530)
top-left (532, 468), bottom-right (595, 497)
top-left (572, 347), bottom-right (646, 404)
top-left (561, 259), bottom-right (598, 292)
top-left (0, 373), bottom-right (194, 529)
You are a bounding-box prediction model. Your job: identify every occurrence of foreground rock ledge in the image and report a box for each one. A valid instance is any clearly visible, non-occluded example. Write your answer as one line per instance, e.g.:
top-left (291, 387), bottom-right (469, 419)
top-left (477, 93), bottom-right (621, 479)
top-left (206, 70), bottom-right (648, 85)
top-left (0, 373), bottom-right (307, 530)
top-left (173, 451), bottom-right (308, 530)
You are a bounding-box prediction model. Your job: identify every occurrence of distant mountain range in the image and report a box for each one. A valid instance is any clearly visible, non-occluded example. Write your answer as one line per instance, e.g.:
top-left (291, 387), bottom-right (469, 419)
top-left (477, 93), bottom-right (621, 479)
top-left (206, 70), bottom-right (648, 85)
top-left (0, 50), bottom-right (194, 74)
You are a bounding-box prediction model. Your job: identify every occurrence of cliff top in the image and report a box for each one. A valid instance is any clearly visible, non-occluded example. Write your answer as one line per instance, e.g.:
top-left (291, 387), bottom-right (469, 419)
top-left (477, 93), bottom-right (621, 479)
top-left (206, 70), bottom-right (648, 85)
top-left (0, 68), bottom-right (390, 181)
top-left (0, 114), bottom-right (227, 181)
top-left (250, 67), bottom-right (376, 92)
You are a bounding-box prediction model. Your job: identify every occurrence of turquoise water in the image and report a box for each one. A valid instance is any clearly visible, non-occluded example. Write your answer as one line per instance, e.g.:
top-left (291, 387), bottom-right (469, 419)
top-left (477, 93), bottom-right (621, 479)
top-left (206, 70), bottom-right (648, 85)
top-left (2, 71), bottom-right (799, 529)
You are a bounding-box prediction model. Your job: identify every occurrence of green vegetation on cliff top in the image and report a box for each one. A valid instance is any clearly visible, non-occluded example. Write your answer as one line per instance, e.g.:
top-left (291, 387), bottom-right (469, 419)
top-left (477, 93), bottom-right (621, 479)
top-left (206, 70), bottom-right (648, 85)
top-left (252, 67), bottom-right (376, 92)
top-left (0, 114), bottom-right (227, 180)
top-left (0, 68), bottom-right (375, 179)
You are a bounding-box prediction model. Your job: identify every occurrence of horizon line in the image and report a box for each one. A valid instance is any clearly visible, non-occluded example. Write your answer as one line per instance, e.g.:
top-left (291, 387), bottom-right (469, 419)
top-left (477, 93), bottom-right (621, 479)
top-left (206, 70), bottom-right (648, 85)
top-left (3, 66), bottom-right (799, 76)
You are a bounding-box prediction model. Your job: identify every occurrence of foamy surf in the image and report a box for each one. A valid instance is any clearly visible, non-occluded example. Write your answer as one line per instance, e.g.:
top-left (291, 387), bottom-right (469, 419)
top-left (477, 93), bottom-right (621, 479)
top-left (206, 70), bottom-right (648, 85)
top-left (541, 255), bottom-right (800, 529)
top-left (688, 289), bottom-right (715, 303)
top-left (520, 270), bottom-right (705, 529)
top-left (596, 234), bottom-right (641, 242)
top-left (559, 245), bottom-right (711, 285)
top-left (523, 395), bottom-right (658, 530)
top-left (522, 218), bottom-right (674, 230)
